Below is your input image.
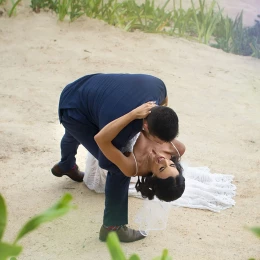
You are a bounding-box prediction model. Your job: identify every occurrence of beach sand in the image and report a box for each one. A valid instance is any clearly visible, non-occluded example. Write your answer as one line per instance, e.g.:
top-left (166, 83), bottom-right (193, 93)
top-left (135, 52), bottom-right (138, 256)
top-left (0, 1), bottom-right (260, 259)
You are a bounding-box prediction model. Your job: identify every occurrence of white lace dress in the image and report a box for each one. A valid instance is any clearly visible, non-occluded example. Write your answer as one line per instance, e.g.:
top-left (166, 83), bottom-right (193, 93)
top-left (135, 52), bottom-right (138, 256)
top-left (83, 134), bottom-right (236, 234)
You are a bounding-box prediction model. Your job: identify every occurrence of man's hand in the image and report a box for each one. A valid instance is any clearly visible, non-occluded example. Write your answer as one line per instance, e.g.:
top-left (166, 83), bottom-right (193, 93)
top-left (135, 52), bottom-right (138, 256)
top-left (131, 101), bottom-right (157, 119)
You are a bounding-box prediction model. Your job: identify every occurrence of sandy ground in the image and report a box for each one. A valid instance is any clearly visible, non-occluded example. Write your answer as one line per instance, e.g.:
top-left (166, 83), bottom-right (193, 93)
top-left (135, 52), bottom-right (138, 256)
top-left (0, 1), bottom-right (260, 259)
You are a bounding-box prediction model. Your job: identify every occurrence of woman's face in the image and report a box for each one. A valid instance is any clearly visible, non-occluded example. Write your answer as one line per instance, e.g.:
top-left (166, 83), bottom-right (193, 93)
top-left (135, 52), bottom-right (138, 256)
top-left (149, 150), bottom-right (179, 179)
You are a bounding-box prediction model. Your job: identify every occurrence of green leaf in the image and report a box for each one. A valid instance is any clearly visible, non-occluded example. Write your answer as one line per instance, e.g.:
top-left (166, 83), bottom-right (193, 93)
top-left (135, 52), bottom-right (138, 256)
top-left (106, 232), bottom-right (126, 260)
top-left (161, 249), bottom-right (172, 260)
top-left (14, 193), bottom-right (74, 243)
top-left (0, 194), bottom-right (7, 241)
top-left (249, 227), bottom-right (260, 238)
top-left (8, 0), bottom-right (22, 17)
top-left (153, 249), bottom-right (172, 260)
top-left (128, 254), bottom-right (141, 260)
top-left (0, 242), bottom-right (22, 260)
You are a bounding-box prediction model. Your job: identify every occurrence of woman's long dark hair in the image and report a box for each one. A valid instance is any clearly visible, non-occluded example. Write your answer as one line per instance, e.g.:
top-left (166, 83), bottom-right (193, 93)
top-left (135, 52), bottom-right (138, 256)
top-left (135, 156), bottom-right (185, 202)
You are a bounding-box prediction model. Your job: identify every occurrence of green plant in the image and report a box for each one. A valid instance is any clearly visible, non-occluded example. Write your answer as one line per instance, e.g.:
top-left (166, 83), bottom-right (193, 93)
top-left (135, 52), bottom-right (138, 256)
top-left (81, 0), bottom-right (104, 19)
top-left (191, 0), bottom-right (222, 44)
top-left (250, 40), bottom-right (260, 58)
top-left (30, 0), bottom-right (58, 13)
top-left (170, 1), bottom-right (194, 37)
top-left (8, 0), bottom-right (21, 16)
top-left (212, 12), bottom-right (260, 58)
top-left (246, 15), bottom-right (260, 57)
top-left (212, 13), bottom-right (235, 52)
top-left (247, 226), bottom-right (260, 260)
top-left (0, 193), bottom-right (74, 260)
top-left (58, 0), bottom-right (70, 21)
top-left (230, 13), bottom-right (260, 56)
top-left (104, 0), bottom-right (173, 33)
top-left (106, 232), bottom-right (172, 260)
top-left (136, 0), bottom-right (172, 33)
top-left (248, 226), bottom-right (260, 238)
top-left (230, 11), bottom-right (246, 55)
top-left (99, 0), bottom-right (120, 26)
top-left (69, 0), bottom-right (83, 21)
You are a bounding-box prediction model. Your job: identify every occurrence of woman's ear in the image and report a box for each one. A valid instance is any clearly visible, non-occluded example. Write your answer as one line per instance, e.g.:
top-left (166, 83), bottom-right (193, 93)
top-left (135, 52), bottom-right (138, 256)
top-left (142, 119), bottom-right (149, 133)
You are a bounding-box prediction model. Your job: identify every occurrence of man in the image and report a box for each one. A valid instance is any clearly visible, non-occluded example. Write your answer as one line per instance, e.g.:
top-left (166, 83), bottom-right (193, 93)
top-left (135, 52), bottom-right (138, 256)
top-left (51, 73), bottom-right (179, 242)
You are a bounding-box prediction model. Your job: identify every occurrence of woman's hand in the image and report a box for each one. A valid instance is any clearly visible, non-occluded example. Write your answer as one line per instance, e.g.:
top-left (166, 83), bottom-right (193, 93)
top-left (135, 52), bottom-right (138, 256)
top-left (131, 101), bottom-right (157, 119)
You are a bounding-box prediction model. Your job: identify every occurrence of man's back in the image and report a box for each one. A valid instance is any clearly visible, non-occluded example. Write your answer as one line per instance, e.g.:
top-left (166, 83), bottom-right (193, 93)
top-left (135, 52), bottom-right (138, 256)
top-left (59, 73), bottom-right (167, 150)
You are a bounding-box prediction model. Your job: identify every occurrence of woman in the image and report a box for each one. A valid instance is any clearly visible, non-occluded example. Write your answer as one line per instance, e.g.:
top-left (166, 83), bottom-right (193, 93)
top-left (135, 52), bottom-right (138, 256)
top-left (95, 101), bottom-right (186, 202)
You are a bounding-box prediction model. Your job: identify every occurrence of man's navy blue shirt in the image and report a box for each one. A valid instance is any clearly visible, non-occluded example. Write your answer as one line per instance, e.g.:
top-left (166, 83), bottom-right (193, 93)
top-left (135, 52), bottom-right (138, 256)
top-left (59, 73), bottom-right (167, 170)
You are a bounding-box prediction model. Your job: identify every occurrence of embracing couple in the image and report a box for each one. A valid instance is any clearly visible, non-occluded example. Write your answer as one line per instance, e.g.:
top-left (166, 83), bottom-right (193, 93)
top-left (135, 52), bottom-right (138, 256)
top-left (51, 73), bottom-right (186, 243)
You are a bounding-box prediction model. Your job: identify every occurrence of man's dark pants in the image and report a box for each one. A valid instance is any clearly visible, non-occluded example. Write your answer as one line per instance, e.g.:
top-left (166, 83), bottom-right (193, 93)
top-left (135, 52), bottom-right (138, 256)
top-left (58, 110), bottom-right (130, 226)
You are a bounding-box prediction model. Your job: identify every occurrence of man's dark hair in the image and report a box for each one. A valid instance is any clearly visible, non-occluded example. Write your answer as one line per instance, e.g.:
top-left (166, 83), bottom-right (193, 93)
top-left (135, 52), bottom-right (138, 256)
top-left (146, 106), bottom-right (179, 142)
top-left (135, 157), bottom-right (185, 202)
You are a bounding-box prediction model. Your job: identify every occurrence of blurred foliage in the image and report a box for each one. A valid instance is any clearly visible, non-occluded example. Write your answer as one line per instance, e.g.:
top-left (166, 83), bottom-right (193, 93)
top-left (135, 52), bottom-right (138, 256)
top-left (0, 193), bottom-right (74, 260)
top-left (106, 232), bottom-right (172, 260)
top-left (212, 12), bottom-right (260, 57)
top-left (0, 192), bottom-right (259, 259)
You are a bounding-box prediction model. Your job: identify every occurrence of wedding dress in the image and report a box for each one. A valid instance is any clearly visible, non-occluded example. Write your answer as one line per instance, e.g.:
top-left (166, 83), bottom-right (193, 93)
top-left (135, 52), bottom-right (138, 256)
top-left (83, 135), bottom-right (236, 234)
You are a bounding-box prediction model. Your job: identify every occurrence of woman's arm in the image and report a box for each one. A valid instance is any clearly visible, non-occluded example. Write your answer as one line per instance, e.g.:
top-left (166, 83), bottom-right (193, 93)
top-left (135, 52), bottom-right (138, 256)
top-left (94, 102), bottom-right (156, 177)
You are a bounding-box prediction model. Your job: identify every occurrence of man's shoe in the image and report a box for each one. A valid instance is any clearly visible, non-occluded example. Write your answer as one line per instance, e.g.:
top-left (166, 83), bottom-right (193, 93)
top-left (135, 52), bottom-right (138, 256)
top-left (99, 225), bottom-right (146, 243)
top-left (51, 164), bottom-right (84, 182)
